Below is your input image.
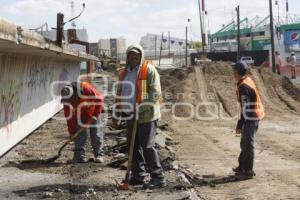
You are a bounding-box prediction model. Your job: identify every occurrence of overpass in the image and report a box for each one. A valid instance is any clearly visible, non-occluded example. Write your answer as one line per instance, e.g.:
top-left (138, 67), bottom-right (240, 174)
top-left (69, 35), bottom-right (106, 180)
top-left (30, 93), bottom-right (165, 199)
top-left (0, 18), bottom-right (98, 157)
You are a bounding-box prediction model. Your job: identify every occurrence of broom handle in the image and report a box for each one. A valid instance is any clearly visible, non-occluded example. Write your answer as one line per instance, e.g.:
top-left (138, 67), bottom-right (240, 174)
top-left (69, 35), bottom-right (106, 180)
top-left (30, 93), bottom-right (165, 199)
top-left (126, 119), bottom-right (138, 176)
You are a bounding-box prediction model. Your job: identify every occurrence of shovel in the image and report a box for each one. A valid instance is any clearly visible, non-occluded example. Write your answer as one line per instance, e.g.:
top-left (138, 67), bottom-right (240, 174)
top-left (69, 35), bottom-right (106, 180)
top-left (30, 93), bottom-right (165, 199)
top-left (20, 127), bottom-right (86, 165)
top-left (42, 127), bottom-right (86, 164)
top-left (118, 118), bottom-right (138, 190)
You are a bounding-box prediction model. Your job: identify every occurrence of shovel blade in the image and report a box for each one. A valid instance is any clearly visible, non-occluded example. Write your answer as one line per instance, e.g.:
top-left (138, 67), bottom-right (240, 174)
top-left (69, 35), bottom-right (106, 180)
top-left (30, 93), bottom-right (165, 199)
top-left (43, 155), bottom-right (59, 164)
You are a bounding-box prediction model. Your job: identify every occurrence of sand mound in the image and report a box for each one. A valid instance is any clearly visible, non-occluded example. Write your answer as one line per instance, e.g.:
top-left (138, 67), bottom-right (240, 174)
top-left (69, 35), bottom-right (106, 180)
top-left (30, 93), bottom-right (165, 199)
top-left (159, 62), bottom-right (300, 122)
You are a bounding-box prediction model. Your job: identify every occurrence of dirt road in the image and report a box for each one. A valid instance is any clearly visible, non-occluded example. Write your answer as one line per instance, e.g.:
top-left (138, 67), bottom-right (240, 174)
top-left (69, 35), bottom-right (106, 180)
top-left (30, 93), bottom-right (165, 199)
top-left (160, 63), bottom-right (300, 200)
top-left (0, 62), bottom-right (299, 199)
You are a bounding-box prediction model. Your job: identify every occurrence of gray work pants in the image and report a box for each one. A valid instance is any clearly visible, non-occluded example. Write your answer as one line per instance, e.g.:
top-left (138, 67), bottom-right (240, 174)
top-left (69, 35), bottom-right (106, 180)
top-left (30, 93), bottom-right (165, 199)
top-left (74, 117), bottom-right (104, 159)
top-left (238, 120), bottom-right (259, 171)
top-left (126, 119), bottom-right (164, 182)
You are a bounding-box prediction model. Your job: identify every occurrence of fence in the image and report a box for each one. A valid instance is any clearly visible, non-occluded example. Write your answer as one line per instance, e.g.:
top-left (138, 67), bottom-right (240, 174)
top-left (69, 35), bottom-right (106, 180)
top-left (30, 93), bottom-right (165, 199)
top-left (191, 50), bottom-right (269, 66)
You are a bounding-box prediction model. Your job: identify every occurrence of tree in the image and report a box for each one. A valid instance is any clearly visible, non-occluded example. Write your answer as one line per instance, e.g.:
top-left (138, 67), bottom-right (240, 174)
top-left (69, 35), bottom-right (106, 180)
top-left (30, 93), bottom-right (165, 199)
top-left (191, 41), bottom-right (202, 49)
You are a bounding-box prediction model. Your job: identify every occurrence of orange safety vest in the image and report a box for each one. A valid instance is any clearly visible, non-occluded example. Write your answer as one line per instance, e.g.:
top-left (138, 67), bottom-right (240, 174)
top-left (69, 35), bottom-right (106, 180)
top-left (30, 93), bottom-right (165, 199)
top-left (116, 60), bottom-right (150, 104)
top-left (237, 77), bottom-right (265, 120)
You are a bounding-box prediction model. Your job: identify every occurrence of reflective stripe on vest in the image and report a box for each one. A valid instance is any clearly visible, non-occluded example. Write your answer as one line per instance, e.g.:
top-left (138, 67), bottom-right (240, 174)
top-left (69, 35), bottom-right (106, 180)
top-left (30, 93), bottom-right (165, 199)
top-left (117, 60), bottom-right (150, 104)
top-left (237, 77), bottom-right (265, 120)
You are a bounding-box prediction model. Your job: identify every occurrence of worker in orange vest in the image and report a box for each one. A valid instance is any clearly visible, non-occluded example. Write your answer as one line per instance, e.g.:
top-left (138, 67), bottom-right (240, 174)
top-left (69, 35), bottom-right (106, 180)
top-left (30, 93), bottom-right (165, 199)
top-left (115, 44), bottom-right (165, 189)
top-left (61, 81), bottom-right (105, 163)
top-left (232, 61), bottom-right (264, 178)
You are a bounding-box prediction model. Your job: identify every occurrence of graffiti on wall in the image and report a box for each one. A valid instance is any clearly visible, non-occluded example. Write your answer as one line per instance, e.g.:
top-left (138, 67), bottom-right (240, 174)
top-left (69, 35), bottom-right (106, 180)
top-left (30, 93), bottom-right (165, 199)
top-left (27, 62), bottom-right (54, 88)
top-left (57, 68), bottom-right (70, 93)
top-left (26, 60), bottom-right (54, 101)
top-left (0, 81), bottom-right (22, 133)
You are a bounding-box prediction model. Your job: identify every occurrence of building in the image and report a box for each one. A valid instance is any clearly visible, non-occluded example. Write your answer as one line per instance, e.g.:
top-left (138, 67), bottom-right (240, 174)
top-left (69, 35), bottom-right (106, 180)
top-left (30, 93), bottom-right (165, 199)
top-left (140, 33), bottom-right (190, 51)
top-left (98, 37), bottom-right (126, 58)
top-left (89, 42), bottom-right (99, 57)
top-left (209, 16), bottom-right (300, 61)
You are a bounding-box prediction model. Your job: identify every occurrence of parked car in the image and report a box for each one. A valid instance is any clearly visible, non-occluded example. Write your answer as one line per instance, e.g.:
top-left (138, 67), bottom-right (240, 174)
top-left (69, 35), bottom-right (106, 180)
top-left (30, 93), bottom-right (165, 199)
top-left (241, 56), bottom-right (255, 66)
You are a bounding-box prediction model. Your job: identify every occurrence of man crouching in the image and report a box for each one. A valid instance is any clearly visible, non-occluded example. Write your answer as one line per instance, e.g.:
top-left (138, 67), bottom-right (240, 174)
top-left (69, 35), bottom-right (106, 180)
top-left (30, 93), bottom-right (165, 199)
top-left (61, 81), bottom-right (105, 163)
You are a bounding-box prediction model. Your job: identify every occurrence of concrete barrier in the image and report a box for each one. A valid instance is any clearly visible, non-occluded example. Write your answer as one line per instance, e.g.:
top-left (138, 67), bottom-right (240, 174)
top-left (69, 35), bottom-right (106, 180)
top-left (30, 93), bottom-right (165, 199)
top-left (0, 18), bottom-right (98, 157)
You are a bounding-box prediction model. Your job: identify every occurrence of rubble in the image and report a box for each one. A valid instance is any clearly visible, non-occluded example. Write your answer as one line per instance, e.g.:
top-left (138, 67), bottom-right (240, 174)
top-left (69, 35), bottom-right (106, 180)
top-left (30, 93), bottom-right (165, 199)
top-left (155, 133), bottom-right (166, 148)
top-left (42, 192), bottom-right (53, 198)
top-left (3, 62), bottom-right (299, 199)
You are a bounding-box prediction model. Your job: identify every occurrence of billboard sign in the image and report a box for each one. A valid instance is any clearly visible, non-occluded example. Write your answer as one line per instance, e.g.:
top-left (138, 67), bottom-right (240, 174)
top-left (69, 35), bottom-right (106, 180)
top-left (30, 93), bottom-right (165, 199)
top-left (284, 30), bottom-right (300, 51)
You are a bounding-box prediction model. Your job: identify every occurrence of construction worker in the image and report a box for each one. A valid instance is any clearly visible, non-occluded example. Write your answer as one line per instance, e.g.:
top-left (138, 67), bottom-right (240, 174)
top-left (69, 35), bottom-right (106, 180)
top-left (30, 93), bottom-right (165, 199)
top-left (275, 51), bottom-right (282, 75)
top-left (115, 44), bottom-right (165, 189)
top-left (61, 81), bottom-right (105, 163)
top-left (232, 61), bottom-right (265, 178)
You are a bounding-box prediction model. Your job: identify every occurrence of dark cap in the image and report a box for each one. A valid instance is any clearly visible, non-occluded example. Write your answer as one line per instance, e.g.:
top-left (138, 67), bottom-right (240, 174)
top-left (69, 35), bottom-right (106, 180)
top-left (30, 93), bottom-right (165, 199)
top-left (60, 85), bottom-right (73, 103)
top-left (233, 61), bottom-right (249, 76)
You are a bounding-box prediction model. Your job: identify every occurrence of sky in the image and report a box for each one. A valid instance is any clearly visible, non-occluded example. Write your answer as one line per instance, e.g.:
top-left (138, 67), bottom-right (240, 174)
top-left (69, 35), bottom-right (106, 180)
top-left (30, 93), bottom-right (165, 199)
top-left (0, 0), bottom-right (299, 45)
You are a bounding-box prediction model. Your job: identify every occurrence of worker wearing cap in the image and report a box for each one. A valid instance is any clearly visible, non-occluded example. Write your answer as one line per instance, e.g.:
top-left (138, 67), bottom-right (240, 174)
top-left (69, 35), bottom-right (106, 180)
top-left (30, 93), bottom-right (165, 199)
top-left (115, 44), bottom-right (165, 189)
top-left (232, 61), bottom-right (264, 178)
top-left (290, 52), bottom-right (297, 79)
top-left (61, 81), bottom-right (105, 163)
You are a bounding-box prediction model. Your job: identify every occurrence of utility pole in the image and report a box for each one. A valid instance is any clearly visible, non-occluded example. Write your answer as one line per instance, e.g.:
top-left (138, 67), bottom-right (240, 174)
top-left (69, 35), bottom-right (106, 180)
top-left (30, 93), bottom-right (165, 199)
top-left (269, 0), bottom-right (276, 73)
top-left (168, 31), bottom-right (170, 57)
top-left (56, 13), bottom-right (64, 47)
top-left (154, 35), bottom-right (157, 60)
top-left (185, 26), bottom-right (188, 67)
top-left (286, 0), bottom-right (289, 24)
top-left (275, 0), bottom-right (280, 24)
top-left (198, 0), bottom-right (205, 53)
top-left (236, 5), bottom-right (241, 61)
top-left (159, 32), bottom-right (163, 67)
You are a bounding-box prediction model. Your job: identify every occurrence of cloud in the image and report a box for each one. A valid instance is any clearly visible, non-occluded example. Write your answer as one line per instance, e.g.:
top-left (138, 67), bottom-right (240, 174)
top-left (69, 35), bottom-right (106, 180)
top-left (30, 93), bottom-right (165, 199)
top-left (0, 0), bottom-right (299, 45)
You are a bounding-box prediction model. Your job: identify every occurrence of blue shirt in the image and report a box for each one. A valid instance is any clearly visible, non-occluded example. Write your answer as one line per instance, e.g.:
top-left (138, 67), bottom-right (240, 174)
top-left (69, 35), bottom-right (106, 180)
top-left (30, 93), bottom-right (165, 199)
top-left (121, 65), bottom-right (139, 112)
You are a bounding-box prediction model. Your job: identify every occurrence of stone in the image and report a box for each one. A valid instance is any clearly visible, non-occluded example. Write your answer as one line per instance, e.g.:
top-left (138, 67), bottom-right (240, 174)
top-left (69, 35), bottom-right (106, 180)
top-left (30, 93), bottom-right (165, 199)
top-left (43, 192), bottom-right (53, 198)
top-left (113, 153), bottom-right (126, 159)
top-left (155, 133), bottom-right (166, 148)
top-left (54, 188), bottom-right (63, 193)
top-left (145, 189), bottom-right (153, 193)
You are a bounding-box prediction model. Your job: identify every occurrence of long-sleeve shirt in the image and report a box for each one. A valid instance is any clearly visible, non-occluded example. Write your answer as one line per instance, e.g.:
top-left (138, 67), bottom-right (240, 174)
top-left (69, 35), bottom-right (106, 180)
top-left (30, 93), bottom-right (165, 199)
top-left (120, 65), bottom-right (138, 113)
top-left (137, 62), bottom-right (162, 123)
top-left (291, 55), bottom-right (297, 66)
top-left (275, 55), bottom-right (282, 66)
top-left (236, 79), bottom-right (260, 130)
top-left (63, 82), bottom-right (104, 135)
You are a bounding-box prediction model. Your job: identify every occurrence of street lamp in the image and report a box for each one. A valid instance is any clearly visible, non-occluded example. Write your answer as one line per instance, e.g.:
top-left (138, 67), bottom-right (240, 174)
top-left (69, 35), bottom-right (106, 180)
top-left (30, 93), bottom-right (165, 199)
top-left (235, 5), bottom-right (241, 61)
top-left (188, 18), bottom-right (192, 48)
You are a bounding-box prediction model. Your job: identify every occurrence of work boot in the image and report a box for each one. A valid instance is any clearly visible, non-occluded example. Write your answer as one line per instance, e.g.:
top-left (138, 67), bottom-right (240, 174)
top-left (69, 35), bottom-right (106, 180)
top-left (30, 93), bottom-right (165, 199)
top-left (128, 177), bottom-right (145, 186)
top-left (143, 178), bottom-right (166, 189)
top-left (242, 170), bottom-right (256, 178)
top-left (232, 166), bottom-right (244, 174)
top-left (68, 157), bottom-right (88, 163)
top-left (94, 156), bottom-right (104, 163)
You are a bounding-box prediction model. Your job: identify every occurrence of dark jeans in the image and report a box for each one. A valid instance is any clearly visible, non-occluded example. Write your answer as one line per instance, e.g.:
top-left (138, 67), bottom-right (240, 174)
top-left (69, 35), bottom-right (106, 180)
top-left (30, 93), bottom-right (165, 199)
top-left (126, 119), bottom-right (164, 182)
top-left (74, 117), bottom-right (104, 159)
top-left (238, 120), bottom-right (259, 171)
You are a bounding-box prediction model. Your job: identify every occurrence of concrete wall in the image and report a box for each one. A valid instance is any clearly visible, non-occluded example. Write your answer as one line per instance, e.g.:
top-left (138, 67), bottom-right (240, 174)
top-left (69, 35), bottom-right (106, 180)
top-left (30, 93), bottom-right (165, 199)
top-left (0, 54), bottom-right (80, 156)
top-left (0, 17), bottom-right (98, 157)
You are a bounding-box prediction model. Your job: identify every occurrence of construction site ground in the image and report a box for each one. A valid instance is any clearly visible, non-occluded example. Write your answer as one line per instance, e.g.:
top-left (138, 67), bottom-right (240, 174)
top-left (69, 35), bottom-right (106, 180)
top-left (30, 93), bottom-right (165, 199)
top-left (0, 62), bottom-right (299, 200)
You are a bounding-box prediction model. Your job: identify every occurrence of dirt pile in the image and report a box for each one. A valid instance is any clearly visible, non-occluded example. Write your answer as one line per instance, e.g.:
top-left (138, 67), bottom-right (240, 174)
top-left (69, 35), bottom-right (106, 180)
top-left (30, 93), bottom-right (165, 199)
top-left (159, 62), bottom-right (300, 123)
